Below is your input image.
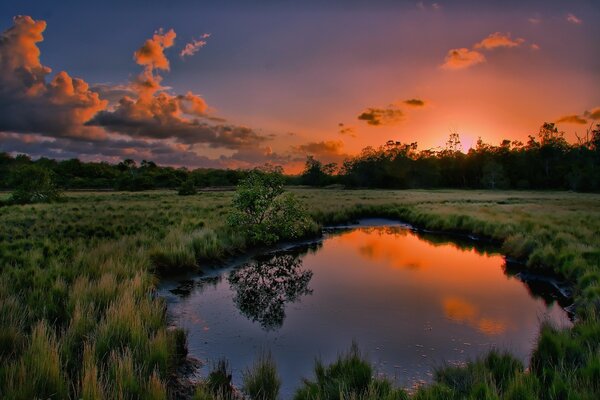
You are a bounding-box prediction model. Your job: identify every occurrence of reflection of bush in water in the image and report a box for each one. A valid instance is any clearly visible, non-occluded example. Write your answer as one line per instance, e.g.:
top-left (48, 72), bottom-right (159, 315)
top-left (228, 254), bottom-right (313, 330)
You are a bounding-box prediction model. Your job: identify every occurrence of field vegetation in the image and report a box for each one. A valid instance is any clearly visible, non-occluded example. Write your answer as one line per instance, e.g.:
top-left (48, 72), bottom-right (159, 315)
top-left (0, 180), bottom-right (599, 398)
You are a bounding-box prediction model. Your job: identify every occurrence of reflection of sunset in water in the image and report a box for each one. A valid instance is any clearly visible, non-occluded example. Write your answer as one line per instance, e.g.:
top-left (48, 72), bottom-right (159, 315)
top-left (335, 227), bottom-right (548, 337)
top-left (171, 223), bottom-right (571, 396)
top-left (443, 296), bottom-right (508, 336)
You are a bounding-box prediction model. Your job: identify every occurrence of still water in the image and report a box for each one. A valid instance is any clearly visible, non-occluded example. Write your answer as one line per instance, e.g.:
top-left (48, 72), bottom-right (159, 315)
top-left (161, 220), bottom-right (571, 396)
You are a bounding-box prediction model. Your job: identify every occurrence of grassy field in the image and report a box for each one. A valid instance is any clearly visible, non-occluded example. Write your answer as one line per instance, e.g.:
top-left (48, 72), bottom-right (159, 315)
top-left (1, 188), bottom-right (599, 399)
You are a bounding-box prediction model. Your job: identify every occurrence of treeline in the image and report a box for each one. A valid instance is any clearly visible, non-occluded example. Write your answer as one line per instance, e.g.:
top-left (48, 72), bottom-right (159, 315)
top-left (302, 123), bottom-right (600, 191)
top-left (0, 156), bottom-right (253, 191)
top-left (1, 122), bottom-right (599, 192)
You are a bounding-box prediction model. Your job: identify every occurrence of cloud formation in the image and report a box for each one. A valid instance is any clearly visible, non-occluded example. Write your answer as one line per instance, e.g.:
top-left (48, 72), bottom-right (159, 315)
top-left (442, 32), bottom-right (532, 70)
top-left (357, 106), bottom-right (405, 126)
top-left (291, 140), bottom-right (349, 165)
top-left (441, 48), bottom-right (486, 70)
top-left (584, 108), bottom-right (600, 120)
top-left (566, 13), bottom-right (582, 25)
top-left (404, 98), bottom-right (426, 107)
top-left (0, 16), bottom-right (108, 139)
top-left (556, 115), bottom-right (587, 125)
top-left (338, 123), bottom-right (357, 137)
top-left (553, 107), bottom-right (600, 126)
top-left (87, 28), bottom-right (270, 150)
top-left (180, 34), bottom-right (210, 58)
top-left (474, 32), bottom-right (524, 50)
top-left (0, 16), bottom-right (283, 169)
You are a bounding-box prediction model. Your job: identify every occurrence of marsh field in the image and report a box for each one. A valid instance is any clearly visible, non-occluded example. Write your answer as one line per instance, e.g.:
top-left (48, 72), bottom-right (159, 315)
top-left (1, 188), bottom-right (600, 399)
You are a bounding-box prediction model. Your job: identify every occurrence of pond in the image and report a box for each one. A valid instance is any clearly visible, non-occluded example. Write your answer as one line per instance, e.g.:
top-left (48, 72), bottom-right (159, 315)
top-left (160, 219), bottom-right (571, 396)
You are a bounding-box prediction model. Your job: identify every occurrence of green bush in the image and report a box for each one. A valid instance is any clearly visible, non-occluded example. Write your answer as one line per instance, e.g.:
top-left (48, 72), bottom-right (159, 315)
top-left (9, 165), bottom-right (62, 204)
top-left (227, 170), bottom-right (315, 244)
top-left (178, 179), bottom-right (197, 196)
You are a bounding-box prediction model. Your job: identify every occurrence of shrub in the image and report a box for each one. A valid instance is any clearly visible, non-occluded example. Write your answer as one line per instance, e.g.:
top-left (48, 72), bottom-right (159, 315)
top-left (294, 343), bottom-right (373, 400)
top-left (178, 179), bottom-right (197, 196)
top-left (205, 359), bottom-right (236, 400)
top-left (9, 165), bottom-right (62, 204)
top-left (227, 170), bottom-right (314, 245)
top-left (242, 352), bottom-right (281, 400)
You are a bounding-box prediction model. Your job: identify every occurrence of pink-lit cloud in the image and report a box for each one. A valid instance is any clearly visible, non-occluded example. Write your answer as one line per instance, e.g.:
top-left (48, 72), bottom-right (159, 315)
top-left (0, 16), bottom-right (108, 139)
top-left (180, 34), bottom-right (210, 58)
top-left (441, 48), bottom-right (486, 70)
top-left (566, 13), bottom-right (582, 25)
top-left (474, 32), bottom-right (525, 50)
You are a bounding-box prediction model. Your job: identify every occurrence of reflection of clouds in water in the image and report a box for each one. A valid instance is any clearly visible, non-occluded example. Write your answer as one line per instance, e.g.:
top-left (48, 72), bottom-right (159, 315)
top-left (442, 296), bottom-right (508, 336)
top-left (349, 228), bottom-right (423, 270)
top-left (228, 254), bottom-right (313, 330)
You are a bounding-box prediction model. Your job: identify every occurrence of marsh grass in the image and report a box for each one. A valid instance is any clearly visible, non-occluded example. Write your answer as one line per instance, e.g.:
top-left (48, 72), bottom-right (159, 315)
top-left (242, 353), bottom-right (281, 400)
top-left (294, 343), bottom-right (408, 400)
top-left (0, 189), bottom-right (599, 398)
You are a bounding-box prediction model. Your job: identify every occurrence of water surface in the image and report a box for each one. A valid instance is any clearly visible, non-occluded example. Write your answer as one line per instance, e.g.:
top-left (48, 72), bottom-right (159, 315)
top-left (161, 220), bottom-right (570, 396)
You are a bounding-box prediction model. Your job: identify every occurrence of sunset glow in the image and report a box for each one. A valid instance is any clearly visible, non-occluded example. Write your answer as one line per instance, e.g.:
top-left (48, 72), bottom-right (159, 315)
top-left (0, 1), bottom-right (598, 172)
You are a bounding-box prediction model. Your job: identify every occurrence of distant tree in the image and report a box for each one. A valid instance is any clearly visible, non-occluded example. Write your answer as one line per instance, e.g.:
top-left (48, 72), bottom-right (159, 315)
top-left (227, 169), bottom-right (313, 244)
top-left (301, 156), bottom-right (337, 186)
top-left (9, 165), bottom-right (62, 204)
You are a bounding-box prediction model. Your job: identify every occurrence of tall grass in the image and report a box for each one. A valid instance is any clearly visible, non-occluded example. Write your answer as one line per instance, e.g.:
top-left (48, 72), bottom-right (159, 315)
top-left (0, 189), bottom-right (599, 398)
top-left (294, 343), bottom-right (408, 400)
top-left (242, 353), bottom-right (281, 400)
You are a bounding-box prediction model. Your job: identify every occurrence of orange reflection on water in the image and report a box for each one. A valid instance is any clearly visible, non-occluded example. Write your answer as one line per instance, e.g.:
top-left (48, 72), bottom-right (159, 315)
top-left (443, 296), bottom-right (508, 335)
top-left (334, 227), bottom-right (520, 336)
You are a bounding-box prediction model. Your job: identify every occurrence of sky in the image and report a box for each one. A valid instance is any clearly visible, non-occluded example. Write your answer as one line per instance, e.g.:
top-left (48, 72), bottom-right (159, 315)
top-left (0, 0), bottom-right (599, 172)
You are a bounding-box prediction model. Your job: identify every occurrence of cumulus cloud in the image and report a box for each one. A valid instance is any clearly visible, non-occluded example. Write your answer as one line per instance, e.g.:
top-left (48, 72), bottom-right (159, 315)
top-left (291, 140), bottom-right (349, 164)
top-left (530, 43), bottom-right (541, 51)
top-left (338, 123), bottom-right (357, 137)
top-left (441, 48), bottom-right (486, 70)
top-left (404, 98), bottom-right (426, 107)
top-left (566, 13), bottom-right (582, 24)
top-left (0, 16), bottom-right (108, 139)
top-left (180, 34), bottom-right (210, 58)
top-left (584, 108), bottom-right (600, 120)
top-left (556, 115), bottom-right (588, 125)
top-left (134, 28), bottom-right (176, 71)
top-left (474, 32), bottom-right (524, 50)
top-left (357, 106), bottom-right (405, 126)
top-left (442, 32), bottom-right (532, 70)
top-left (0, 16), bottom-right (283, 169)
top-left (90, 83), bottom-right (137, 105)
top-left (87, 28), bottom-right (271, 150)
top-left (528, 16), bottom-right (542, 24)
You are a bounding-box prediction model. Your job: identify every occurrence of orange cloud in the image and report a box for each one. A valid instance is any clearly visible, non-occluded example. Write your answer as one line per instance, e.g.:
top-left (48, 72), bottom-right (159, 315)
top-left (584, 108), bottom-right (600, 120)
top-left (474, 32), bottom-right (525, 50)
top-left (441, 48), bottom-right (486, 70)
top-left (338, 123), bottom-right (357, 137)
top-left (294, 140), bottom-right (344, 156)
top-left (404, 98), bottom-right (426, 107)
top-left (88, 29), bottom-right (270, 150)
top-left (556, 114), bottom-right (587, 125)
top-left (180, 34), bottom-right (210, 58)
top-left (0, 15), bottom-right (107, 139)
top-left (133, 28), bottom-right (176, 71)
top-left (358, 106), bottom-right (405, 126)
